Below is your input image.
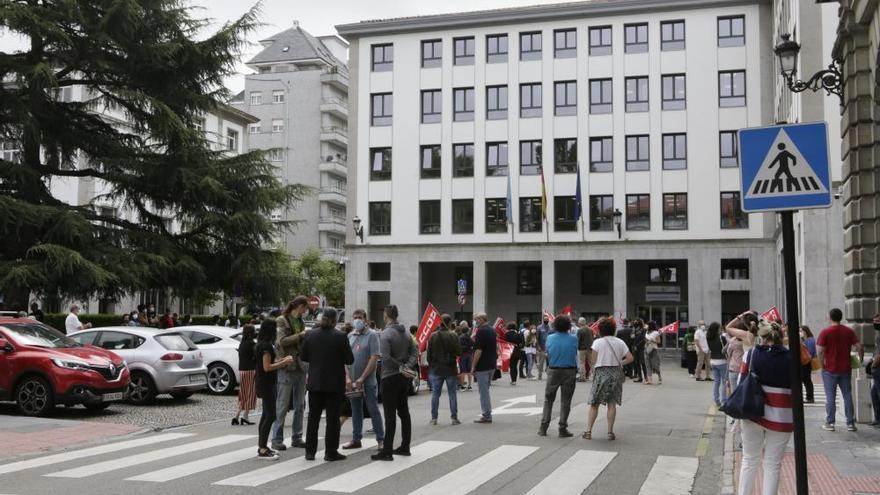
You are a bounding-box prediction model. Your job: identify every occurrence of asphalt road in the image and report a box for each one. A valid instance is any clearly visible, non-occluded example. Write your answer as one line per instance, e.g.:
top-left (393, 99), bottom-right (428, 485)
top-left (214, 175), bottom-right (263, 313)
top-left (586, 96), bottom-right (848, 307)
top-left (0, 358), bottom-right (727, 494)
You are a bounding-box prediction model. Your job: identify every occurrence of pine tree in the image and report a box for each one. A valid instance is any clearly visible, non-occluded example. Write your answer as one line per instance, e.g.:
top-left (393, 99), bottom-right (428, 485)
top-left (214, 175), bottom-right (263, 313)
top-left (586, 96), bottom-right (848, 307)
top-left (0, 0), bottom-right (305, 308)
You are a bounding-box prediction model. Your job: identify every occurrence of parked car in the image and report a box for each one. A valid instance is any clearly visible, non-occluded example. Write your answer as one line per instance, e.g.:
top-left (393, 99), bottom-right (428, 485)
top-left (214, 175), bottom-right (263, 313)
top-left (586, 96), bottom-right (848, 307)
top-left (174, 326), bottom-right (242, 395)
top-left (68, 327), bottom-right (206, 404)
top-left (0, 317), bottom-right (130, 416)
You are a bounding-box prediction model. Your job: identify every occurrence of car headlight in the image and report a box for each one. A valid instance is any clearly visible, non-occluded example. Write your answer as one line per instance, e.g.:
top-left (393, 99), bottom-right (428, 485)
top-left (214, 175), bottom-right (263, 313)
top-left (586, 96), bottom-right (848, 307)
top-left (51, 358), bottom-right (91, 371)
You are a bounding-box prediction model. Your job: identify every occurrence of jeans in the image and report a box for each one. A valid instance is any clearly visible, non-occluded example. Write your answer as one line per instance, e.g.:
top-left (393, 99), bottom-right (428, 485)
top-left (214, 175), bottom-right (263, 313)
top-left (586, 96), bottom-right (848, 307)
top-left (258, 390), bottom-right (276, 450)
top-left (540, 368), bottom-right (577, 429)
top-left (429, 372), bottom-right (458, 420)
top-left (536, 351), bottom-right (547, 379)
top-left (711, 364), bottom-right (728, 405)
top-left (728, 370), bottom-right (740, 390)
top-left (305, 391), bottom-right (343, 457)
top-left (525, 352), bottom-right (535, 377)
top-left (350, 381), bottom-right (384, 443)
top-left (871, 366), bottom-right (880, 422)
top-left (738, 420), bottom-right (791, 495)
top-left (380, 374), bottom-right (411, 455)
top-left (474, 370), bottom-right (494, 419)
top-left (271, 369), bottom-right (306, 446)
top-left (821, 370), bottom-right (854, 425)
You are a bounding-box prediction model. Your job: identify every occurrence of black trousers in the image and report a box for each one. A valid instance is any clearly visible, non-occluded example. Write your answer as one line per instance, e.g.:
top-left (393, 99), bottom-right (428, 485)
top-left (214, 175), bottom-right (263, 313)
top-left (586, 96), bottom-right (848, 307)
top-left (509, 350), bottom-right (523, 383)
top-left (380, 374), bottom-right (411, 455)
top-left (686, 351), bottom-right (697, 375)
top-left (801, 363), bottom-right (814, 402)
top-left (258, 388), bottom-right (276, 450)
top-left (305, 390), bottom-right (343, 457)
top-left (633, 348), bottom-right (647, 380)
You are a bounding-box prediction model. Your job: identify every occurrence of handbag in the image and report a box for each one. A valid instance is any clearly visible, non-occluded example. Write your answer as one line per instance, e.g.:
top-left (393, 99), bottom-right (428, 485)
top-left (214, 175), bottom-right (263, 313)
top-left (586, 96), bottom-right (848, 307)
top-left (799, 343), bottom-right (811, 366)
top-left (810, 356), bottom-right (821, 371)
top-left (720, 350), bottom-right (765, 420)
top-left (850, 354), bottom-right (862, 370)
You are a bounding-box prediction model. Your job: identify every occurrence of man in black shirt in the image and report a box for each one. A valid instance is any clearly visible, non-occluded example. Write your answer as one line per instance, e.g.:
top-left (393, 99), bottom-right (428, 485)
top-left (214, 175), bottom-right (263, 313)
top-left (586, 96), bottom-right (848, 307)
top-left (470, 313), bottom-right (498, 424)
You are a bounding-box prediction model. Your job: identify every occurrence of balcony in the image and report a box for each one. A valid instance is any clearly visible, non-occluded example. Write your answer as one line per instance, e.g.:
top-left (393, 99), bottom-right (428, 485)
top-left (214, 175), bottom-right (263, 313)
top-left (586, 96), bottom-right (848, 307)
top-left (320, 126), bottom-right (348, 148)
top-left (320, 97), bottom-right (348, 119)
top-left (319, 156), bottom-right (347, 176)
top-left (318, 216), bottom-right (346, 234)
top-left (318, 186), bottom-right (347, 206)
top-left (321, 67), bottom-right (349, 91)
top-left (320, 246), bottom-right (345, 259)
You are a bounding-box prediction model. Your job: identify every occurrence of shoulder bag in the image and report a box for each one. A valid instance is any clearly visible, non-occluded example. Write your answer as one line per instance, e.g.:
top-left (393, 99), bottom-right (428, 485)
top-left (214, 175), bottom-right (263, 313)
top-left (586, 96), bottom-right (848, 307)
top-left (719, 350), bottom-right (765, 420)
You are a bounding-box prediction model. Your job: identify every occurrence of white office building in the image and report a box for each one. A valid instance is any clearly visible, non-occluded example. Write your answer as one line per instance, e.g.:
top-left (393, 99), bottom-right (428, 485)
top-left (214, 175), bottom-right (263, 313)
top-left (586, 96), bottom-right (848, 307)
top-left (338, 0), bottom-right (788, 328)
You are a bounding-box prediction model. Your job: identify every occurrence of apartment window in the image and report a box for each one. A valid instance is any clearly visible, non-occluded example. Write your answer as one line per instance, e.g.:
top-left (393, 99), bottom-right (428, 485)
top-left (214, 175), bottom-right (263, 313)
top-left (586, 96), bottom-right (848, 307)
top-left (421, 89), bottom-right (442, 124)
top-left (554, 196), bottom-right (577, 232)
top-left (582, 265), bottom-right (611, 295)
top-left (718, 16), bottom-right (745, 47)
top-left (554, 81), bottom-right (577, 116)
top-left (226, 129), bottom-right (239, 152)
top-left (661, 20), bottom-right (685, 51)
top-left (452, 199), bottom-right (474, 234)
top-left (720, 131), bottom-right (739, 168)
top-left (554, 138), bottom-right (577, 174)
top-left (590, 137), bottom-right (613, 173)
top-left (420, 145), bottom-right (441, 179)
top-left (720, 191), bottom-right (748, 229)
top-left (371, 44), bottom-right (393, 72)
top-left (453, 143), bottom-right (474, 177)
top-left (554, 29), bottom-right (576, 58)
top-left (662, 134), bottom-right (687, 170)
top-left (517, 266), bottom-right (542, 295)
top-left (371, 93), bottom-right (393, 126)
top-left (520, 197), bottom-right (543, 233)
top-left (589, 78), bottom-right (613, 114)
top-left (626, 194), bottom-right (650, 231)
top-left (454, 87), bottom-right (475, 121)
top-left (486, 142), bottom-right (509, 177)
top-left (721, 259), bottom-right (750, 280)
top-left (589, 195), bottom-right (614, 231)
top-left (662, 74), bottom-right (686, 110)
top-left (249, 91), bottom-right (261, 105)
top-left (486, 85), bottom-right (508, 120)
top-left (625, 76), bottom-right (649, 112)
top-left (248, 123), bottom-right (260, 134)
top-left (422, 39), bottom-right (442, 68)
top-left (271, 119), bottom-right (284, 133)
top-left (369, 147), bottom-right (392, 181)
top-left (454, 37), bottom-right (475, 65)
top-left (520, 140), bottom-right (542, 176)
top-left (487, 34), bottom-right (508, 63)
top-left (719, 70), bottom-right (746, 107)
top-left (650, 265), bottom-right (678, 283)
top-left (520, 83), bottom-right (542, 118)
top-left (520, 31), bottom-right (542, 61)
top-left (663, 193), bottom-right (688, 230)
top-left (369, 202), bottom-right (391, 236)
top-left (272, 90), bottom-right (285, 103)
top-left (485, 198), bottom-right (508, 233)
top-left (589, 26), bottom-right (612, 55)
top-left (624, 23), bottom-right (648, 53)
top-left (368, 262), bottom-right (391, 281)
top-left (268, 149), bottom-right (283, 162)
top-left (625, 135), bottom-right (650, 171)
top-left (420, 200), bottom-right (441, 234)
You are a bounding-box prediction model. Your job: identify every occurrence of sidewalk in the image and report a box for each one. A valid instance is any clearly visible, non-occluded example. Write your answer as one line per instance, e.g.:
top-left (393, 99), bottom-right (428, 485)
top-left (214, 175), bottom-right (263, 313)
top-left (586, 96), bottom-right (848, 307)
top-left (0, 415), bottom-right (145, 460)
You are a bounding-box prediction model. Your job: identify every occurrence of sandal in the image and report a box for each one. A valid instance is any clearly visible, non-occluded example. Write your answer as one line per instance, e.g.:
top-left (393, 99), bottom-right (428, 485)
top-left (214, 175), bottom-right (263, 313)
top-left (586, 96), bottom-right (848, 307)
top-left (582, 431), bottom-right (592, 440)
top-left (607, 432), bottom-right (616, 441)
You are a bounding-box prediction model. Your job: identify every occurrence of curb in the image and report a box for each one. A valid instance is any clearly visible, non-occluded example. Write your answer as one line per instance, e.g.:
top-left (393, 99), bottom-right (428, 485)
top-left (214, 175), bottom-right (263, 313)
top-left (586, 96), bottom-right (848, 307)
top-left (0, 426), bottom-right (153, 462)
top-left (721, 417), bottom-right (736, 495)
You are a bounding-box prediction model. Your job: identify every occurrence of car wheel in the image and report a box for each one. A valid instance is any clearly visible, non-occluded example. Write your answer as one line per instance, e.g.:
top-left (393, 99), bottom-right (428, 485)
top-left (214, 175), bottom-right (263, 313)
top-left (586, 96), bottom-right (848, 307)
top-left (84, 402), bottom-right (111, 412)
top-left (16, 376), bottom-right (54, 416)
top-left (169, 391), bottom-right (194, 400)
top-left (207, 363), bottom-right (236, 395)
top-left (128, 372), bottom-right (157, 405)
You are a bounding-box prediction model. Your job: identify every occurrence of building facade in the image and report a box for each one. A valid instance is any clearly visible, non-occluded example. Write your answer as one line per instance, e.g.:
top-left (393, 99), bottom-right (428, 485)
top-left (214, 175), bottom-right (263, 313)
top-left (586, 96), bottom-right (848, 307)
top-left (338, 0), bottom-right (784, 328)
top-left (231, 22), bottom-right (350, 260)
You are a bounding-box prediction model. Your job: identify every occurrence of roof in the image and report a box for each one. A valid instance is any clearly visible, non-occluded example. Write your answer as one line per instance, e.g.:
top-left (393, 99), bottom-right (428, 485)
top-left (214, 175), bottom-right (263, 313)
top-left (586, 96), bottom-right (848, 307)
top-left (248, 25), bottom-right (345, 67)
top-left (336, 0), bottom-right (759, 37)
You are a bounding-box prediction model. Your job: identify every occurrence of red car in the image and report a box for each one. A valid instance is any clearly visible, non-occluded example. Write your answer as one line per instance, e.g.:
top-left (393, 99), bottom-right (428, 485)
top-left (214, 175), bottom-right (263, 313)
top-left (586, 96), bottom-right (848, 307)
top-left (0, 316), bottom-right (130, 416)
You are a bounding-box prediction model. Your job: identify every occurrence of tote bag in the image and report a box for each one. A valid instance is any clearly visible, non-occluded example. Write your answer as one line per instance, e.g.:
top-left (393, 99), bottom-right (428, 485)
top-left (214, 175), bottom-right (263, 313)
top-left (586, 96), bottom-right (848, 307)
top-left (720, 351), bottom-right (765, 420)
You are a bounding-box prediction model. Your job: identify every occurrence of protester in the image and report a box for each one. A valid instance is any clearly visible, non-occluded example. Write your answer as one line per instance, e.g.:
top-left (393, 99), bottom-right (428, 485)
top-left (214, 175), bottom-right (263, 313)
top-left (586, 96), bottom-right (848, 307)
top-left (870, 314), bottom-right (880, 428)
top-left (616, 319), bottom-right (635, 379)
top-left (181, 314), bottom-right (192, 326)
top-left (694, 321), bottom-right (711, 381)
top-left (726, 311), bottom-right (760, 352)
top-left (504, 323), bottom-right (524, 386)
top-left (817, 308), bottom-right (864, 432)
top-left (158, 309), bottom-right (174, 329)
top-left (470, 312), bottom-right (498, 424)
top-left (725, 333), bottom-right (745, 392)
top-left (631, 319), bottom-right (647, 383)
top-left (427, 314), bottom-right (462, 425)
top-left (64, 304), bottom-right (91, 335)
top-left (800, 326), bottom-right (816, 403)
top-left (535, 317), bottom-right (551, 380)
top-left (683, 327), bottom-right (697, 377)
top-left (576, 318), bottom-right (593, 381)
top-left (538, 315), bottom-right (578, 438)
top-left (707, 322), bottom-right (728, 407)
top-left (524, 324), bottom-right (537, 379)
top-left (271, 297), bottom-right (310, 450)
top-left (28, 302), bottom-right (44, 322)
top-left (232, 324), bottom-right (257, 426)
top-left (457, 322), bottom-right (474, 391)
top-left (372, 305), bottom-right (418, 461)
top-left (584, 318), bottom-right (634, 441)
top-left (737, 321), bottom-right (792, 495)
top-left (342, 309), bottom-right (385, 450)
top-left (645, 321), bottom-right (662, 385)
top-left (255, 320), bottom-right (294, 461)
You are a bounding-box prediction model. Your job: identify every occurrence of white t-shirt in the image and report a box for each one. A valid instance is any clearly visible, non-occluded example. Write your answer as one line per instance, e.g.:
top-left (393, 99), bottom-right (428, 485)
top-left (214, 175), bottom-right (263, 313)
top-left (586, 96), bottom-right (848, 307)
top-left (65, 313), bottom-right (82, 334)
top-left (694, 328), bottom-right (709, 353)
top-left (646, 330), bottom-right (661, 344)
top-left (591, 336), bottom-right (630, 367)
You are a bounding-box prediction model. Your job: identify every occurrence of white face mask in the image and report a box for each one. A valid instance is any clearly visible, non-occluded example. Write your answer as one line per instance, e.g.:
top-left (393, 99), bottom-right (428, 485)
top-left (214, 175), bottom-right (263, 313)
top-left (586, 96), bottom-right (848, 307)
top-left (353, 319), bottom-right (365, 331)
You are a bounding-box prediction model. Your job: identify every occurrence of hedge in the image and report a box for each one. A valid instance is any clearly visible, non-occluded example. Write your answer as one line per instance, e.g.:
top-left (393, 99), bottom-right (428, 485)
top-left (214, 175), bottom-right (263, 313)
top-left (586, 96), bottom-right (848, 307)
top-left (41, 314), bottom-right (254, 332)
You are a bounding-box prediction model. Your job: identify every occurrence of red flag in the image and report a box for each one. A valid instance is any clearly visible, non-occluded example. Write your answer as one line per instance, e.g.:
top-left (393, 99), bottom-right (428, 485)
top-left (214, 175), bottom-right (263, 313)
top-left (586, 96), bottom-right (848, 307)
top-left (560, 304), bottom-right (573, 317)
top-left (542, 309), bottom-right (555, 323)
top-left (492, 317), bottom-right (512, 372)
top-left (659, 321), bottom-right (680, 334)
top-left (761, 306), bottom-right (781, 322)
top-left (415, 303), bottom-right (442, 353)
top-left (590, 316), bottom-right (617, 337)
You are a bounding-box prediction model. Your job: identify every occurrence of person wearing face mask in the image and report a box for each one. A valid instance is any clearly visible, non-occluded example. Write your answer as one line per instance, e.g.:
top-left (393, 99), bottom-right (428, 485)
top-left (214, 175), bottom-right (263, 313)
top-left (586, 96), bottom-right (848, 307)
top-left (799, 326), bottom-right (816, 404)
top-left (524, 324), bottom-right (538, 379)
top-left (342, 309), bottom-right (385, 451)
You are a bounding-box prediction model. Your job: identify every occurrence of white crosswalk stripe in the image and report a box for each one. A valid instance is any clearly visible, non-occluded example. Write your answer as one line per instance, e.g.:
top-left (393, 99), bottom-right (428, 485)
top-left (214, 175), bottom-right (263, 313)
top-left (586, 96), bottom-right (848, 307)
top-left (638, 455), bottom-right (698, 495)
top-left (0, 433), bottom-right (194, 476)
top-left (213, 438), bottom-right (377, 487)
top-left (126, 446), bottom-right (255, 482)
top-left (306, 440), bottom-right (462, 493)
top-left (411, 445), bottom-right (538, 495)
top-left (44, 434), bottom-right (252, 479)
top-left (525, 449), bottom-right (617, 495)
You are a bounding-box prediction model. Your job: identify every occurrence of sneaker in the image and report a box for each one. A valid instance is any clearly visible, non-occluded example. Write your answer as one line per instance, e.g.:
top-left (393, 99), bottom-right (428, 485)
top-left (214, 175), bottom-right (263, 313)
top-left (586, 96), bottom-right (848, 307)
top-left (559, 428), bottom-right (574, 438)
top-left (846, 423), bottom-right (857, 432)
top-left (257, 449), bottom-right (279, 461)
top-left (466, 385), bottom-right (472, 391)
top-left (271, 443), bottom-right (287, 451)
top-left (474, 417), bottom-right (493, 424)
top-left (429, 418), bottom-right (438, 426)
top-left (695, 378), bottom-right (705, 382)
top-left (822, 423), bottom-right (835, 432)
top-left (451, 417), bottom-right (461, 426)
top-left (342, 441), bottom-right (362, 450)
top-left (510, 381), bottom-right (517, 386)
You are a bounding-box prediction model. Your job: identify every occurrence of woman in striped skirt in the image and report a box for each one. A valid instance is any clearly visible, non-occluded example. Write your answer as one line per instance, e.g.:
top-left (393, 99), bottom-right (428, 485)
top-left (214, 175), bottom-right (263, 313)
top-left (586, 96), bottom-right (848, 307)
top-left (233, 324), bottom-right (257, 425)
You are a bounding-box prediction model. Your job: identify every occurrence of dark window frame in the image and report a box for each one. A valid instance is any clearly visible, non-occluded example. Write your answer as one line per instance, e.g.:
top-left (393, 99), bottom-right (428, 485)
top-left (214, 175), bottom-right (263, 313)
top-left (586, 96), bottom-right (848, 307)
top-left (454, 37), bottom-right (476, 65)
top-left (554, 196), bottom-right (577, 232)
top-left (368, 262), bottom-right (391, 281)
top-left (663, 193), bottom-right (688, 230)
top-left (554, 138), bottom-right (577, 174)
top-left (625, 135), bottom-right (650, 171)
top-left (485, 198), bottom-right (509, 233)
top-left (626, 194), bottom-right (651, 231)
top-left (589, 78), bottom-right (613, 114)
top-left (453, 143), bottom-right (475, 178)
top-left (625, 76), bottom-right (649, 112)
top-left (719, 70), bottom-right (746, 107)
top-left (421, 39), bottom-right (442, 68)
top-left (554, 80), bottom-right (577, 116)
top-left (371, 43), bottom-right (393, 72)
top-left (486, 34), bottom-right (509, 63)
top-left (519, 197), bottom-right (543, 233)
top-left (720, 191), bottom-right (748, 229)
top-left (371, 92), bottom-right (393, 126)
top-left (453, 87), bottom-right (475, 122)
top-left (661, 74), bottom-right (686, 110)
top-left (589, 195), bottom-right (614, 232)
top-left (589, 26), bottom-right (612, 56)
top-left (486, 85), bottom-right (509, 120)
top-left (516, 265), bottom-right (542, 295)
top-left (590, 136), bottom-right (613, 173)
top-left (660, 20), bottom-right (686, 51)
top-left (421, 89), bottom-right (442, 124)
top-left (420, 144), bottom-right (441, 179)
top-left (520, 31), bottom-right (543, 61)
top-left (520, 140), bottom-right (542, 176)
top-left (624, 23), bottom-right (649, 53)
top-left (554, 28), bottom-right (577, 58)
top-left (718, 16), bottom-right (745, 47)
top-left (520, 83), bottom-right (542, 118)
top-left (369, 147), bottom-right (392, 181)
top-left (486, 141), bottom-right (509, 177)
top-left (662, 133), bottom-right (687, 170)
top-left (452, 199), bottom-right (474, 234)
top-left (720, 130), bottom-right (739, 168)
top-left (420, 200), bottom-right (441, 234)
top-left (369, 201), bottom-right (391, 236)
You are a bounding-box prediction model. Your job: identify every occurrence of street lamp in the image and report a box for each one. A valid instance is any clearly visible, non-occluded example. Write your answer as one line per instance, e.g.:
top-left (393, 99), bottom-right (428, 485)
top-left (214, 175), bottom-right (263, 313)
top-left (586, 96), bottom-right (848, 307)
top-left (612, 209), bottom-right (623, 239)
top-left (352, 215), bottom-right (364, 243)
top-left (774, 33), bottom-right (843, 104)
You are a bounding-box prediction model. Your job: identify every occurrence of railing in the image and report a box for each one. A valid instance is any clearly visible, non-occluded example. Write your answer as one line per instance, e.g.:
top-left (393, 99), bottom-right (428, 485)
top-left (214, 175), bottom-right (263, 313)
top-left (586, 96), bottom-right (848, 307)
top-left (321, 126), bottom-right (348, 135)
top-left (320, 186), bottom-right (347, 195)
top-left (321, 97), bottom-right (348, 107)
top-left (319, 216), bottom-right (346, 225)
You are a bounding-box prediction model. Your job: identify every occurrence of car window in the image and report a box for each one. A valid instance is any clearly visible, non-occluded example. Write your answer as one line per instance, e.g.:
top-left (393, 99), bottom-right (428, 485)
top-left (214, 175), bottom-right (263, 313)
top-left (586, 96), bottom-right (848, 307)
top-left (188, 332), bottom-right (222, 345)
top-left (0, 323), bottom-right (81, 348)
top-left (230, 332), bottom-right (242, 342)
top-left (69, 332), bottom-right (98, 346)
top-left (96, 331), bottom-right (144, 350)
top-left (155, 333), bottom-right (197, 351)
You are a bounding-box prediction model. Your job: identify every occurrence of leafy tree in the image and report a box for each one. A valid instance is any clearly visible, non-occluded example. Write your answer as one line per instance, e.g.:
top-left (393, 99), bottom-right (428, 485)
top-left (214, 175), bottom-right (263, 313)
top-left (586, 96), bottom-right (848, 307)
top-left (290, 248), bottom-right (344, 308)
top-left (0, 0), bottom-right (306, 307)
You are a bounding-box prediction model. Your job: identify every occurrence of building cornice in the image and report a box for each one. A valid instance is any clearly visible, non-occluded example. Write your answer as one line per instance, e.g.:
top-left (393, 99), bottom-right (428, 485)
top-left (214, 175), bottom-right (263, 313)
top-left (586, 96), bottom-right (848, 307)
top-left (344, 236), bottom-right (775, 252)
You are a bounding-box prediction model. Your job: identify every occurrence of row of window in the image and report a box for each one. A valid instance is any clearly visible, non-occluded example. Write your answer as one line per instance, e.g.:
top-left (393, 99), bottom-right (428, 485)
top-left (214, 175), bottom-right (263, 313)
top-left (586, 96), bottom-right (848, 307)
top-left (372, 16), bottom-right (746, 71)
top-left (248, 119), bottom-right (285, 134)
top-left (370, 132), bottom-right (739, 180)
top-left (248, 90), bottom-right (285, 106)
top-left (367, 191), bottom-right (748, 236)
top-left (373, 71), bottom-right (746, 126)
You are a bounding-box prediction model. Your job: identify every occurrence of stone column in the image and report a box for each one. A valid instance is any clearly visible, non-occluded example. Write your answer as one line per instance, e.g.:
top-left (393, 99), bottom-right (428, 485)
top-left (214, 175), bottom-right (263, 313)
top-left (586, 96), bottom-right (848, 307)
top-left (613, 256), bottom-right (627, 318)
top-left (472, 259), bottom-right (487, 315)
top-left (541, 258), bottom-right (555, 314)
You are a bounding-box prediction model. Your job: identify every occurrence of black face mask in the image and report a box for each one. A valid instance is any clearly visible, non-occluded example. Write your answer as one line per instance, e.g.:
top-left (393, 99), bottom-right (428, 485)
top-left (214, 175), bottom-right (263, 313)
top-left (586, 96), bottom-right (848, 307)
top-left (874, 322), bottom-right (880, 331)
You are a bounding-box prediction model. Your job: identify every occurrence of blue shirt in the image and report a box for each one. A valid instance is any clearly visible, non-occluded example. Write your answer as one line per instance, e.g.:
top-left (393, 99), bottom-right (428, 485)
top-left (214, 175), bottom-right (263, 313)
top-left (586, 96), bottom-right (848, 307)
top-left (537, 323), bottom-right (552, 350)
top-left (546, 331), bottom-right (578, 369)
top-left (804, 336), bottom-right (816, 357)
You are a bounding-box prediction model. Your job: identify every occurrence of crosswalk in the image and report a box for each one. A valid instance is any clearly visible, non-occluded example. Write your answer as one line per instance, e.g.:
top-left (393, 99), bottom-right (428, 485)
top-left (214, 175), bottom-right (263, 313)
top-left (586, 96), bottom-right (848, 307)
top-left (0, 432), bottom-right (701, 494)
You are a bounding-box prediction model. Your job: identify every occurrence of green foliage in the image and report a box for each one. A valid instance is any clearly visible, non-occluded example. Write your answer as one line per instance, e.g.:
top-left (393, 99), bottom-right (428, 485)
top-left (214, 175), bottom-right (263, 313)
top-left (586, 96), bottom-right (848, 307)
top-left (0, 0), bottom-right (305, 305)
top-left (289, 248), bottom-right (345, 308)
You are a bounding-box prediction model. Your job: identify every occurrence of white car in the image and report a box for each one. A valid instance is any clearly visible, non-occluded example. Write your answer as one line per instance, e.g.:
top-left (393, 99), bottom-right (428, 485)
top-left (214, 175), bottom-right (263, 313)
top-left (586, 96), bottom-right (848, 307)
top-left (175, 326), bottom-right (242, 395)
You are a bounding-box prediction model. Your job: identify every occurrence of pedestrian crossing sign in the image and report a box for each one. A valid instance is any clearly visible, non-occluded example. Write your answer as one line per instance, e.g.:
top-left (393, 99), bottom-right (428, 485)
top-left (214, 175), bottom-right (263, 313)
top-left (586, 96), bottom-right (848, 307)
top-left (738, 121), bottom-right (832, 212)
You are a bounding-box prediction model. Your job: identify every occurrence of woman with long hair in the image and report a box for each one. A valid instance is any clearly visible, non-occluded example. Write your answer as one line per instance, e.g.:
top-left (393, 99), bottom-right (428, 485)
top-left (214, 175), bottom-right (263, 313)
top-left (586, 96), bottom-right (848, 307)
top-left (584, 318), bottom-right (634, 441)
top-left (644, 321), bottom-right (662, 385)
top-left (800, 326), bottom-right (816, 403)
top-left (706, 322), bottom-right (728, 407)
top-left (255, 320), bottom-right (294, 460)
top-left (232, 324), bottom-right (257, 426)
